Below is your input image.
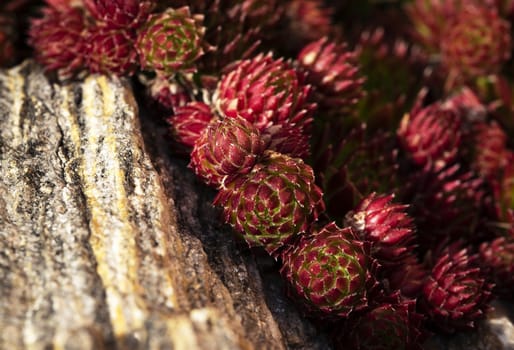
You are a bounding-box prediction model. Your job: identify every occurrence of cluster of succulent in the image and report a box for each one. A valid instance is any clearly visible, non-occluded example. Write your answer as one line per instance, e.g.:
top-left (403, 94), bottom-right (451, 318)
top-left (26, 0), bottom-right (211, 79)
top-left (16, 0), bottom-right (514, 349)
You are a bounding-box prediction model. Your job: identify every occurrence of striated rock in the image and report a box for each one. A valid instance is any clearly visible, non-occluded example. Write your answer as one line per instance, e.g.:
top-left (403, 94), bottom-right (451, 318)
top-left (0, 61), bottom-right (328, 350)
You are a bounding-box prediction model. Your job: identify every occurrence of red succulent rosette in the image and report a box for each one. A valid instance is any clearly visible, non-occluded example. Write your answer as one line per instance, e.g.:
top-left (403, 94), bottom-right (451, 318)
top-left (337, 292), bottom-right (425, 350)
top-left (479, 237), bottom-right (514, 299)
top-left (284, 0), bottom-right (333, 48)
top-left (298, 37), bottom-right (365, 115)
top-left (420, 248), bottom-right (493, 333)
top-left (190, 117), bottom-right (265, 188)
top-left (45, 0), bottom-right (85, 12)
top-left (214, 53), bottom-right (315, 158)
top-left (405, 0), bottom-right (460, 52)
top-left (398, 101), bottom-right (462, 172)
top-left (472, 121), bottom-right (510, 181)
top-left (281, 223), bottom-right (375, 318)
top-left (29, 6), bottom-right (87, 79)
top-left (136, 7), bottom-right (206, 76)
top-left (214, 150), bottom-right (324, 256)
top-left (441, 4), bottom-right (511, 82)
top-left (148, 75), bottom-right (190, 112)
top-left (85, 25), bottom-right (137, 75)
top-left (345, 192), bottom-right (416, 268)
top-left (168, 101), bottom-right (214, 148)
top-left (386, 254), bottom-right (427, 298)
top-left (84, 0), bottom-right (155, 29)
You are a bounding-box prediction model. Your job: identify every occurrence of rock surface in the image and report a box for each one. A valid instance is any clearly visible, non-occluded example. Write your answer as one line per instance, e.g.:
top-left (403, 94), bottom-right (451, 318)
top-left (0, 61), bottom-right (513, 349)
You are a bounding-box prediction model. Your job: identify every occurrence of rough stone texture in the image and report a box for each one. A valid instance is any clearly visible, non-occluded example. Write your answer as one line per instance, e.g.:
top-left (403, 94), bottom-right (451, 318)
top-left (0, 61), bottom-right (513, 350)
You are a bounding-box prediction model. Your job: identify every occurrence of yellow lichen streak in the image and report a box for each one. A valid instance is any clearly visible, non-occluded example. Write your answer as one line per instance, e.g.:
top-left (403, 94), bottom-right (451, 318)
top-left (80, 75), bottom-right (146, 345)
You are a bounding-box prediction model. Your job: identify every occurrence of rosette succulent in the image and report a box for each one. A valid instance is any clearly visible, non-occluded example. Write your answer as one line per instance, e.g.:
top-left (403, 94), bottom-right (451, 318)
top-left (480, 237), bottom-right (514, 299)
top-left (197, 0), bottom-right (281, 73)
top-left (190, 117), bottom-right (265, 188)
top-left (45, 0), bottom-right (85, 11)
top-left (214, 150), bottom-right (324, 256)
top-left (214, 53), bottom-right (315, 158)
top-left (281, 223), bottom-right (374, 318)
top-left (386, 254), bottom-right (427, 298)
top-left (408, 164), bottom-right (485, 247)
top-left (337, 293), bottom-right (425, 350)
top-left (398, 101), bottom-right (462, 172)
top-left (405, 0), bottom-right (460, 52)
top-left (492, 153), bottom-right (514, 228)
top-left (148, 75), bottom-right (190, 111)
top-left (472, 121), bottom-right (510, 180)
top-left (420, 248), bottom-right (493, 332)
top-left (312, 126), bottom-right (401, 220)
top-left (84, 0), bottom-right (155, 28)
top-left (168, 101), bottom-right (214, 148)
top-left (29, 6), bottom-right (87, 79)
top-left (441, 4), bottom-right (511, 82)
top-left (355, 28), bottom-right (437, 132)
top-left (85, 26), bottom-right (137, 75)
top-left (345, 192), bottom-right (415, 268)
top-left (442, 87), bottom-right (487, 123)
top-left (284, 0), bottom-right (333, 50)
top-left (136, 7), bottom-right (206, 76)
top-left (297, 37), bottom-right (365, 115)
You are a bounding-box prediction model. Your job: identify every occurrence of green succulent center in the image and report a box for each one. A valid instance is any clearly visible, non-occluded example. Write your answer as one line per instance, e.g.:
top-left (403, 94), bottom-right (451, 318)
top-left (301, 241), bottom-right (366, 308)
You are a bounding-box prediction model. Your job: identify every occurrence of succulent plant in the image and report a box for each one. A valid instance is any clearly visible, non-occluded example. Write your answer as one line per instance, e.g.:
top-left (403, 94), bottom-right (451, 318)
top-left (283, 0), bottom-right (334, 51)
top-left (214, 53), bottom-right (315, 158)
top-left (442, 87), bottom-right (487, 123)
top-left (337, 292), bottom-right (425, 350)
top-left (345, 192), bottom-right (416, 268)
top-left (214, 150), bottom-right (324, 256)
top-left (45, 0), bottom-right (85, 11)
top-left (84, 0), bottom-right (155, 28)
top-left (492, 152), bottom-right (514, 225)
top-left (280, 223), bottom-right (374, 318)
top-left (405, 0), bottom-right (461, 53)
top-left (472, 121), bottom-right (510, 181)
top-left (85, 25), bottom-right (137, 75)
top-left (407, 164), bottom-right (486, 248)
top-left (297, 37), bottom-right (365, 116)
top-left (398, 101), bottom-right (462, 172)
top-left (29, 6), bottom-right (87, 79)
top-left (197, 0), bottom-right (282, 73)
top-left (147, 75), bottom-right (190, 111)
top-left (479, 237), bottom-right (514, 299)
top-left (168, 101), bottom-right (214, 148)
top-left (386, 254), bottom-right (427, 298)
top-left (136, 7), bottom-right (207, 76)
top-left (313, 126), bottom-right (400, 220)
top-left (190, 117), bottom-right (265, 188)
top-left (354, 28), bottom-right (439, 132)
top-left (420, 247), bottom-right (493, 333)
top-left (440, 4), bottom-right (511, 84)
